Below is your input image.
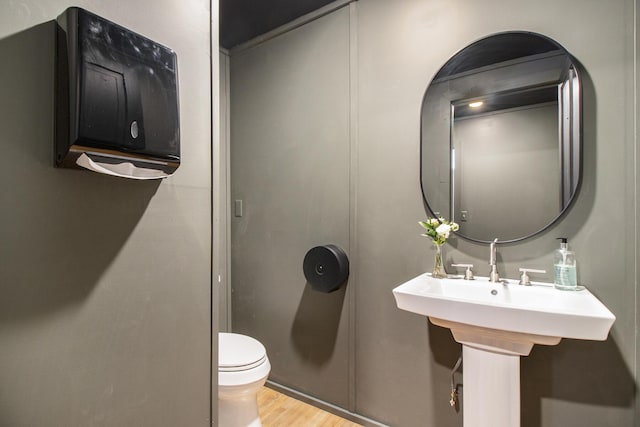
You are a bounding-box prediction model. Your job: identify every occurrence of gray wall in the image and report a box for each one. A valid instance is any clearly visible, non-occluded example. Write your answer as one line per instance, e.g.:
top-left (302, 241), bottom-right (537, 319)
top-left (230, 0), bottom-right (637, 426)
top-left (230, 7), bottom-right (352, 408)
top-left (0, 1), bottom-right (215, 426)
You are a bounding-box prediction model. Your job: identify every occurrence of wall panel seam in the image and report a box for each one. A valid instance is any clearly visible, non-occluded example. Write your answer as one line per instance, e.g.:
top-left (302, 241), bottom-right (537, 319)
top-left (347, 0), bottom-right (359, 414)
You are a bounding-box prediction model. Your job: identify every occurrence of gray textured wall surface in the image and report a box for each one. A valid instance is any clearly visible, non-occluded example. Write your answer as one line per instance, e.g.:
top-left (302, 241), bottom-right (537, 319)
top-left (230, 0), bottom-right (637, 426)
top-left (357, 0), bottom-right (634, 425)
top-left (0, 2), bottom-right (214, 426)
top-left (230, 7), bottom-right (352, 408)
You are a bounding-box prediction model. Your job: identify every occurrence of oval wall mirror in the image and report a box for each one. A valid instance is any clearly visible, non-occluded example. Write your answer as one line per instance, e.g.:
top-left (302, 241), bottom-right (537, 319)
top-left (420, 31), bottom-right (582, 243)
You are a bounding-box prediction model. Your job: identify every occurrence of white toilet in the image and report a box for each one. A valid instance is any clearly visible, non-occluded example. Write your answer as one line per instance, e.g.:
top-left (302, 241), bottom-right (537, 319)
top-left (218, 333), bottom-right (271, 427)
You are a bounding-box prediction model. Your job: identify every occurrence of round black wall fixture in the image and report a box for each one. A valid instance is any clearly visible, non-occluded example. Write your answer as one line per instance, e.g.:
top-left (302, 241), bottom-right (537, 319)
top-left (303, 244), bottom-right (349, 293)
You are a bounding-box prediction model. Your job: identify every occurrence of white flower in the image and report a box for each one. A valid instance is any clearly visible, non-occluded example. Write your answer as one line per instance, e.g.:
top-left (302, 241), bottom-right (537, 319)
top-left (419, 217), bottom-right (459, 246)
top-left (436, 223), bottom-right (451, 238)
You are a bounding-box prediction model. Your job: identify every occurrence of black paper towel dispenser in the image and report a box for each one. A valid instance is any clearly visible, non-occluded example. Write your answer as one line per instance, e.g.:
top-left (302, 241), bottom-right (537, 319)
top-left (55, 7), bottom-right (180, 179)
top-left (303, 245), bottom-right (350, 293)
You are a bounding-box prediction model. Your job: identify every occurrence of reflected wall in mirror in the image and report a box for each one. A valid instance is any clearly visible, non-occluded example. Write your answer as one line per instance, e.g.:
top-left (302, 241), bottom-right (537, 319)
top-left (421, 32), bottom-right (581, 243)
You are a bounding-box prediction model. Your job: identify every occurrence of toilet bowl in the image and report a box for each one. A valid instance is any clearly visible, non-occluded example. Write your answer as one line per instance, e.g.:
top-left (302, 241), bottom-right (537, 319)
top-left (218, 333), bottom-right (271, 427)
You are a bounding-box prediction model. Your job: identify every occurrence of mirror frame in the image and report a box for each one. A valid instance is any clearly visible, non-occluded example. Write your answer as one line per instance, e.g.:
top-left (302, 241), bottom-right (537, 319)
top-left (419, 31), bottom-right (583, 244)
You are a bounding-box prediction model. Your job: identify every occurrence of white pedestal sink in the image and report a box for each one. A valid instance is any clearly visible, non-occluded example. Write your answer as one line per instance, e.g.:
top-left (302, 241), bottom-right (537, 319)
top-left (392, 273), bottom-right (615, 427)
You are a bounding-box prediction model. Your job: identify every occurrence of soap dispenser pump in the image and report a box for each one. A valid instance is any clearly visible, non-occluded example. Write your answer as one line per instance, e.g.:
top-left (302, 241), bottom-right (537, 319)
top-left (554, 238), bottom-right (578, 290)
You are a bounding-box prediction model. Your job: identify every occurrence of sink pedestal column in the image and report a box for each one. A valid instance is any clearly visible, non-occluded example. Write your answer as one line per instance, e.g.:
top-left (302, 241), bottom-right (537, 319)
top-left (430, 317), bottom-right (562, 427)
top-left (463, 345), bottom-right (520, 427)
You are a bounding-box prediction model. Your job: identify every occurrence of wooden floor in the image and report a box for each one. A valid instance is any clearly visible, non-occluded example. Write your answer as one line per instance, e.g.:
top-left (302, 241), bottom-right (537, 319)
top-left (257, 387), bottom-right (363, 427)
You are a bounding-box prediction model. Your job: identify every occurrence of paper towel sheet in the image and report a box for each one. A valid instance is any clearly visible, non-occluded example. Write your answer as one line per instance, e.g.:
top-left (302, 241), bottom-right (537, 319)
top-left (76, 153), bottom-right (170, 180)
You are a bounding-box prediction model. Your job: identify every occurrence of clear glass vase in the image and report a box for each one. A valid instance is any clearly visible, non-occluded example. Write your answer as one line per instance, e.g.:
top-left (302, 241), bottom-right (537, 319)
top-left (432, 244), bottom-right (447, 278)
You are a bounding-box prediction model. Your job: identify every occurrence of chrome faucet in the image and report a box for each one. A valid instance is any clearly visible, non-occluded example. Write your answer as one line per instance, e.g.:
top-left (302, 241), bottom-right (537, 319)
top-left (489, 238), bottom-right (500, 283)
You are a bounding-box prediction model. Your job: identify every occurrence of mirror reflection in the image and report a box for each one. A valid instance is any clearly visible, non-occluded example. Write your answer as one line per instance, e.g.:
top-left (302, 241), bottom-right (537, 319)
top-left (421, 32), bottom-right (581, 243)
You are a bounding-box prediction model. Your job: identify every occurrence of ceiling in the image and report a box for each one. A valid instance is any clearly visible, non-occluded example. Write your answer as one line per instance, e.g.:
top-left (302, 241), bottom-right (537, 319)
top-left (219, 0), bottom-right (335, 49)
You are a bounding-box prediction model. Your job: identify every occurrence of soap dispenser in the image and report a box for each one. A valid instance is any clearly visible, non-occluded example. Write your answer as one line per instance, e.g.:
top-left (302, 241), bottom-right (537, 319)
top-left (554, 238), bottom-right (577, 290)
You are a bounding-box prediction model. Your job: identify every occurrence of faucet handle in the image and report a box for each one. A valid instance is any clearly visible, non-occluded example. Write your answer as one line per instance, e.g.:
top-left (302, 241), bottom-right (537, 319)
top-left (452, 263), bottom-right (475, 280)
top-left (518, 268), bottom-right (546, 286)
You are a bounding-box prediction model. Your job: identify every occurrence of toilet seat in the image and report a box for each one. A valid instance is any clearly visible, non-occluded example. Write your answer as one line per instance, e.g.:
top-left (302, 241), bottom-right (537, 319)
top-left (219, 333), bottom-right (271, 386)
top-left (219, 354), bottom-right (267, 372)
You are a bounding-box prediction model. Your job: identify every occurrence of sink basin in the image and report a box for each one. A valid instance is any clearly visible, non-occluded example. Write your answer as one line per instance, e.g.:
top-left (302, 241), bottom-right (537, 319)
top-left (393, 273), bottom-right (615, 354)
